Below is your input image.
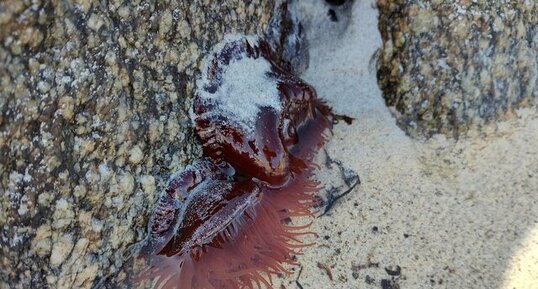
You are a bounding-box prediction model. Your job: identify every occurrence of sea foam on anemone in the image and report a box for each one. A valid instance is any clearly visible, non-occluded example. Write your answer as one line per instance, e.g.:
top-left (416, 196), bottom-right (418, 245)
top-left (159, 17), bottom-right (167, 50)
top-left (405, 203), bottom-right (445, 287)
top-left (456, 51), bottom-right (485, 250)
top-left (137, 35), bottom-right (333, 289)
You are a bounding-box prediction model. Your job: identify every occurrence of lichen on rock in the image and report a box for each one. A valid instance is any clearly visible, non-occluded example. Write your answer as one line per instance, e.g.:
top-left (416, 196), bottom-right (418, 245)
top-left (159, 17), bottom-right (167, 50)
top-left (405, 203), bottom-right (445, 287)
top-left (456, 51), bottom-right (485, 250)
top-left (0, 1), bottom-right (275, 288)
top-left (377, 0), bottom-right (537, 137)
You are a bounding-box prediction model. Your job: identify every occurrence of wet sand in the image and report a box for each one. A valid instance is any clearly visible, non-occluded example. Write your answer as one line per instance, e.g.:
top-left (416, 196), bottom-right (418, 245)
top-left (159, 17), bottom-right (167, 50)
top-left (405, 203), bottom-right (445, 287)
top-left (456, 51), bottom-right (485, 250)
top-left (274, 1), bottom-right (538, 288)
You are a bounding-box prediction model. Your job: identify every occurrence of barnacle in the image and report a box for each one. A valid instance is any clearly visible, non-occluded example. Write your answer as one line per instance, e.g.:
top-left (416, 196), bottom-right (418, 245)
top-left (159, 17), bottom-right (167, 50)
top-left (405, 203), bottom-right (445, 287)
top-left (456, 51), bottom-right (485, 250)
top-left (138, 35), bottom-right (333, 289)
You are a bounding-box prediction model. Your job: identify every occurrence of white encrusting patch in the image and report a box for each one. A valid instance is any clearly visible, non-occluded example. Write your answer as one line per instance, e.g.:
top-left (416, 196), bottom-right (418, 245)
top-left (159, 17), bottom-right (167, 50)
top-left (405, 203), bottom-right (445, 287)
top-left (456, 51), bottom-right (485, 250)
top-left (196, 35), bottom-right (281, 132)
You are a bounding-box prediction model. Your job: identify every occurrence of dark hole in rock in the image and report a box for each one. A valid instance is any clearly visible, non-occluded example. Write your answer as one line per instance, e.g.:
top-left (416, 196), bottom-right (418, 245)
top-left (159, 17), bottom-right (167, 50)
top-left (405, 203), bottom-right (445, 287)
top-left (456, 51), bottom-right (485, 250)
top-left (328, 9), bottom-right (338, 22)
top-left (326, 0), bottom-right (347, 6)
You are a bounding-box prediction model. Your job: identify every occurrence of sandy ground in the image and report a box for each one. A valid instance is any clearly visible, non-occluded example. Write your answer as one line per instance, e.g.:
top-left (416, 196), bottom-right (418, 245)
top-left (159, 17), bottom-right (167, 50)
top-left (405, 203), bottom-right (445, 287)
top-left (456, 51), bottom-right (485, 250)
top-left (273, 1), bottom-right (538, 288)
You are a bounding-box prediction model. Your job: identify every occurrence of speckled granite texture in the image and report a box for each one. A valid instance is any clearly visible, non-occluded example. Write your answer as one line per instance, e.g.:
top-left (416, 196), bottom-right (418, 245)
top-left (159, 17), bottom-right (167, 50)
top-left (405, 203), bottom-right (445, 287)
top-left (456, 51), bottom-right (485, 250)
top-left (0, 1), bottom-right (274, 288)
top-left (377, 0), bottom-right (537, 137)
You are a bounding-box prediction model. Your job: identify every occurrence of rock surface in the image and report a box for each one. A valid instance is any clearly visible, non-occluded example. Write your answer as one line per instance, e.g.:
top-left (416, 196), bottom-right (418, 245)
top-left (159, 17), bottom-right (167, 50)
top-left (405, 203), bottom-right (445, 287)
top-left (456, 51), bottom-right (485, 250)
top-left (0, 1), bottom-right (274, 288)
top-left (377, 0), bottom-right (537, 137)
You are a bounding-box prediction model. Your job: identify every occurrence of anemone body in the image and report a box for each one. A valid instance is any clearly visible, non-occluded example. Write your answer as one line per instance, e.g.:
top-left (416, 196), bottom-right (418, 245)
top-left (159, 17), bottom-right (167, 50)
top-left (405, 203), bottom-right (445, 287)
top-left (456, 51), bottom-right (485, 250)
top-left (138, 35), bottom-right (333, 289)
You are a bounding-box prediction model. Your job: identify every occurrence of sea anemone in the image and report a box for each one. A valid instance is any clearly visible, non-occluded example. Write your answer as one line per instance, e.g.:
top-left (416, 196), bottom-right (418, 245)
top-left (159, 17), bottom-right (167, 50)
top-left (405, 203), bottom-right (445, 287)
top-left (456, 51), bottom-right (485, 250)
top-left (137, 35), bottom-right (333, 289)
top-left (138, 162), bottom-right (319, 289)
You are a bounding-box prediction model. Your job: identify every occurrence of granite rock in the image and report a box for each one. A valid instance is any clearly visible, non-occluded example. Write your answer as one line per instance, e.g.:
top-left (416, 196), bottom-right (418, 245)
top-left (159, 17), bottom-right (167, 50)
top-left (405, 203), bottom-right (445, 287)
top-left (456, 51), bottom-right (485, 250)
top-left (377, 0), bottom-right (537, 137)
top-left (0, 1), bottom-right (274, 288)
